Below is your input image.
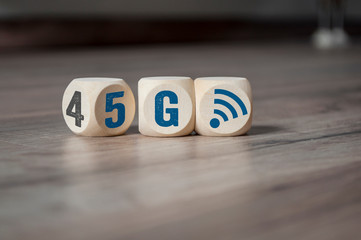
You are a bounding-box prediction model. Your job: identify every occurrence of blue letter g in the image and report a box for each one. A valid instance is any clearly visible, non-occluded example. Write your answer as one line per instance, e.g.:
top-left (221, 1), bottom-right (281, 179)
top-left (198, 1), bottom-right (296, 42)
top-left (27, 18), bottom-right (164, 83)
top-left (154, 90), bottom-right (178, 127)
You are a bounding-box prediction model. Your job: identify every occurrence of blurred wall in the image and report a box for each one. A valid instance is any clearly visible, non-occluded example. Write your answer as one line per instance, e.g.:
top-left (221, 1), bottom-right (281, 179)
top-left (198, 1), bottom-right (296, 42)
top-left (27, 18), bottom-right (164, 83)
top-left (0, 0), bottom-right (360, 20)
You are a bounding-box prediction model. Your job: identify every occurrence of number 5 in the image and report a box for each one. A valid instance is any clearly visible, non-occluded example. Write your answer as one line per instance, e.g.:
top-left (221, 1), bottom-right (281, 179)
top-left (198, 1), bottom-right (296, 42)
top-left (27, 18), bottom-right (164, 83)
top-left (105, 91), bottom-right (125, 128)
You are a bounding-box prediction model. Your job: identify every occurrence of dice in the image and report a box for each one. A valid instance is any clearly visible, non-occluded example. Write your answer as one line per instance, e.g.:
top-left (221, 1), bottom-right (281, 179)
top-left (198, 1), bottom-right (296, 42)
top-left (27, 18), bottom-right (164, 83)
top-left (138, 76), bottom-right (195, 137)
top-left (194, 77), bottom-right (252, 136)
top-left (62, 77), bottom-right (135, 136)
top-left (62, 76), bottom-right (252, 137)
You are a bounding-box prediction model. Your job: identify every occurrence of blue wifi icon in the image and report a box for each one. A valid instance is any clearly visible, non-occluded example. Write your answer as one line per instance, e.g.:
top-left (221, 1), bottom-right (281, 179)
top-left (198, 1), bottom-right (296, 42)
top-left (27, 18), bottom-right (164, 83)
top-left (210, 89), bottom-right (248, 129)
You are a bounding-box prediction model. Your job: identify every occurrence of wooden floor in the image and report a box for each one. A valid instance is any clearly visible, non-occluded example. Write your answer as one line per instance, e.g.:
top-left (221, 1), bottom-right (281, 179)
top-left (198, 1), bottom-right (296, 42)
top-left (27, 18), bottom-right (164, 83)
top-left (1, 42), bottom-right (361, 240)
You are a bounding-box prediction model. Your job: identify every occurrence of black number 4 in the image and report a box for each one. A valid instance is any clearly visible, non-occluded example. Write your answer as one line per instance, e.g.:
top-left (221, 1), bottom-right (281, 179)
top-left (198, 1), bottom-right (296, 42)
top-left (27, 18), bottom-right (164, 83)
top-left (66, 91), bottom-right (84, 127)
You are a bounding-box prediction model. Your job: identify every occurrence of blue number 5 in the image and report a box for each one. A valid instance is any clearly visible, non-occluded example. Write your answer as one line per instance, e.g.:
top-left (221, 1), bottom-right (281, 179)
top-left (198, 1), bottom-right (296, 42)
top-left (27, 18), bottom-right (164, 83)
top-left (105, 91), bottom-right (125, 128)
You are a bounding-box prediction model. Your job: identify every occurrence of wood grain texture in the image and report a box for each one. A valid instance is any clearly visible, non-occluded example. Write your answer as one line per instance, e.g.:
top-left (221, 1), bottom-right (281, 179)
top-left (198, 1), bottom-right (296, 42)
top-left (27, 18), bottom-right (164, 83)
top-left (0, 42), bottom-right (361, 240)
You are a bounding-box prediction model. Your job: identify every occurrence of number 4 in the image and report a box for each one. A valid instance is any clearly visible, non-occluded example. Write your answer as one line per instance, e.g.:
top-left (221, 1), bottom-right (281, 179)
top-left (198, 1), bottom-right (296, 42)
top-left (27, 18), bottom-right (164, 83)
top-left (66, 91), bottom-right (84, 127)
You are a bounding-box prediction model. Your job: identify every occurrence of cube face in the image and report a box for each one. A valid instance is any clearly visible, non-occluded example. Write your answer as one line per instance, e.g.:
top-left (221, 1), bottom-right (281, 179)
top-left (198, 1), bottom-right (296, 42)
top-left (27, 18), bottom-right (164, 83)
top-left (195, 77), bottom-right (252, 136)
top-left (138, 76), bottom-right (195, 137)
top-left (62, 77), bottom-right (135, 136)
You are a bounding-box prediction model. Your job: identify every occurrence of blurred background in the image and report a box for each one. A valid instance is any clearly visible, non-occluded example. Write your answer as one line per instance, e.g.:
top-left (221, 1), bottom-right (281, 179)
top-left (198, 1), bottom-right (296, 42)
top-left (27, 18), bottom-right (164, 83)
top-left (0, 0), bottom-right (360, 50)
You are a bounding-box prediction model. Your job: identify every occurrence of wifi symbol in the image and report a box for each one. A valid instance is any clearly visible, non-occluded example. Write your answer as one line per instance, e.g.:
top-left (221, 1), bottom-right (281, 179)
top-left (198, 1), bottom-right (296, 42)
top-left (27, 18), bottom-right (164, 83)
top-left (210, 89), bottom-right (248, 129)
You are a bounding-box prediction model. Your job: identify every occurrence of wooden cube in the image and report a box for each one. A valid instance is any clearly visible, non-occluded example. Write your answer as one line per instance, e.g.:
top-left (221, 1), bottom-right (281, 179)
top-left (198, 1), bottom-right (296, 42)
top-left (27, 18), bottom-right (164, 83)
top-left (62, 77), bottom-right (135, 136)
top-left (195, 77), bottom-right (252, 136)
top-left (138, 76), bottom-right (195, 137)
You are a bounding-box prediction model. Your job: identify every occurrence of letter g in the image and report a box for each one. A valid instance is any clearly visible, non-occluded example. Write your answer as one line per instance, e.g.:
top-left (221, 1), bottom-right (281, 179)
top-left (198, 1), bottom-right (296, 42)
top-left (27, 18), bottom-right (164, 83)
top-left (154, 91), bottom-right (178, 127)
